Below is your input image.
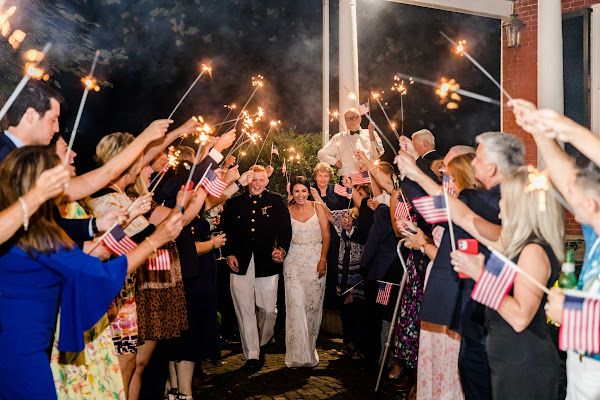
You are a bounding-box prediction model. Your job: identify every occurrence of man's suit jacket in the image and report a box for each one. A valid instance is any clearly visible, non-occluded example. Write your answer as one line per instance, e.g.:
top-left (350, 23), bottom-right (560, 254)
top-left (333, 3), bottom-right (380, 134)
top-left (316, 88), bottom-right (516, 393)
top-left (0, 133), bottom-right (17, 164)
top-left (419, 185), bottom-right (501, 339)
top-left (0, 133), bottom-right (93, 247)
top-left (221, 190), bottom-right (292, 277)
top-left (360, 204), bottom-right (399, 281)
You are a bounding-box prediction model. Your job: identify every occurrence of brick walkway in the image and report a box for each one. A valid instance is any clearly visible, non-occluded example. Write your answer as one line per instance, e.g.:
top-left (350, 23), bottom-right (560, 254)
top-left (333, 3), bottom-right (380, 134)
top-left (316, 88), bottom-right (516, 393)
top-left (193, 331), bottom-right (410, 400)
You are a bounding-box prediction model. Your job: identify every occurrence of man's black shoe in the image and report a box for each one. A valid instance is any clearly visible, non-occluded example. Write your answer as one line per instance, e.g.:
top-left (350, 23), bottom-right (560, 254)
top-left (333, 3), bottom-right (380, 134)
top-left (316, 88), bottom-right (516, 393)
top-left (242, 359), bottom-right (261, 373)
top-left (259, 344), bottom-right (269, 360)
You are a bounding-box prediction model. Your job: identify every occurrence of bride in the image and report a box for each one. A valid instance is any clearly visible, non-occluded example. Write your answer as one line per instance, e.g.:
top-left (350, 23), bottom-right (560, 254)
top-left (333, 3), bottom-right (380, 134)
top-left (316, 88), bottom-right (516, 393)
top-left (284, 176), bottom-right (330, 368)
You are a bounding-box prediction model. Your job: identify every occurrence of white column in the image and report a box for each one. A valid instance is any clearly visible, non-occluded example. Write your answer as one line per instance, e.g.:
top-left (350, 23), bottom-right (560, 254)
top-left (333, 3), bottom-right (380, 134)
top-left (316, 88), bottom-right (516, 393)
top-left (537, 0), bottom-right (564, 166)
top-left (322, 0), bottom-right (330, 146)
top-left (537, 0), bottom-right (564, 113)
top-left (339, 0), bottom-right (360, 132)
top-left (591, 4), bottom-right (600, 136)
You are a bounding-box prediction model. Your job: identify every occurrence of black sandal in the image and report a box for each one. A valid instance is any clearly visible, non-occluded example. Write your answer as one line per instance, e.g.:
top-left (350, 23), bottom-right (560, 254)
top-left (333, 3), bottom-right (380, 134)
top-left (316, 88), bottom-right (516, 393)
top-left (336, 346), bottom-right (355, 358)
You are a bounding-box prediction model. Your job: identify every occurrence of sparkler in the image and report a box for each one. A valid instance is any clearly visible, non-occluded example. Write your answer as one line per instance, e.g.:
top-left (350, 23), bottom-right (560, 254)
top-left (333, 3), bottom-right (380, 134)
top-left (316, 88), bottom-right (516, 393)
top-left (0, 42), bottom-right (51, 122)
top-left (440, 32), bottom-right (512, 101)
top-left (372, 92), bottom-right (400, 141)
top-left (435, 78), bottom-right (461, 109)
top-left (214, 104), bottom-right (236, 135)
top-left (148, 150), bottom-right (179, 193)
top-left (64, 49), bottom-right (101, 166)
top-left (168, 64), bottom-right (211, 119)
top-left (253, 120), bottom-right (279, 167)
top-left (181, 123), bottom-right (213, 205)
top-left (361, 111), bottom-right (398, 153)
top-left (391, 76), bottom-right (407, 135)
top-left (395, 73), bottom-right (503, 107)
top-left (526, 166), bottom-right (549, 212)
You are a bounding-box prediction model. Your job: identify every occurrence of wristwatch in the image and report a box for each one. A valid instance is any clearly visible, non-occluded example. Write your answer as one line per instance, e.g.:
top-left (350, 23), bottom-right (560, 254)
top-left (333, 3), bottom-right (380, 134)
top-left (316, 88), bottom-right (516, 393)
top-left (175, 205), bottom-right (185, 214)
top-left (419, 245), bottom-right (425, 254)
top-left (235, 180), bottom-right (244, 190)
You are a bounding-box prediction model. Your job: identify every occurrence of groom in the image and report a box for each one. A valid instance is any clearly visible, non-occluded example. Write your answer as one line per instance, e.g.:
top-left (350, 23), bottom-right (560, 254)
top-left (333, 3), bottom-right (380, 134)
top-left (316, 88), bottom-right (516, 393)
top-left (221, 165), bottom-right (292, 373)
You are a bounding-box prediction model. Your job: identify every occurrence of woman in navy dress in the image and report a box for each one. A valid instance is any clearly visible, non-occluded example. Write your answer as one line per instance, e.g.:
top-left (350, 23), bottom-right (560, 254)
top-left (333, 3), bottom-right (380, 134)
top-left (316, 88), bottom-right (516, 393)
top-left (0, 147), bottom-right (183, 400)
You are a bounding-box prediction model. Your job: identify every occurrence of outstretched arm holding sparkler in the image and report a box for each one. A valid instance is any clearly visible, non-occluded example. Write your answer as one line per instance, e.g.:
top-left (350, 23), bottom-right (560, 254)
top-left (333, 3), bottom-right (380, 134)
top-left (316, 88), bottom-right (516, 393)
top-left (511, 98), bottom-right (600, 200)
top-left (62, 119), bottom-right (172, 202)
top-left (395, 151), bottom-right (503, 250)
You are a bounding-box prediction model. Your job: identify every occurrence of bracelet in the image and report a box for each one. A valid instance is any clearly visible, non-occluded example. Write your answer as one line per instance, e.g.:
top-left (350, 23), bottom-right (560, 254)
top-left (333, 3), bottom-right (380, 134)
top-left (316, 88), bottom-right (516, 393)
top-left (91, 217), bottom-right (99, 234)
top-left (174, 205), bottom-right (185, 214)
top-left (18, 197), bottom-right (29, 231)
top-left (145, 237), bottom-right (157, 253)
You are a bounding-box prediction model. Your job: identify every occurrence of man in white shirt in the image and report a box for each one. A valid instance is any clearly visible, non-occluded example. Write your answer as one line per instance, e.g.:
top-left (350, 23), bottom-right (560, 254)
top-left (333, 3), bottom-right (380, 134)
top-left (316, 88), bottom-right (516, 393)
top-left (317, 108), bottom-right (384, 178)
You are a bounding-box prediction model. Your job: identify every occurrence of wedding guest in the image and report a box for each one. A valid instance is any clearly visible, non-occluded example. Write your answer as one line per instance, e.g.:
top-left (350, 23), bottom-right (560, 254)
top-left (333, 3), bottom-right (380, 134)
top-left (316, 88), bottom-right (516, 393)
top-left (317, 108), bottom-right (384, 178)
top-left (0, 146), bottom-right (183, 400)
top-left (512, 99), bottom-right (600, 399)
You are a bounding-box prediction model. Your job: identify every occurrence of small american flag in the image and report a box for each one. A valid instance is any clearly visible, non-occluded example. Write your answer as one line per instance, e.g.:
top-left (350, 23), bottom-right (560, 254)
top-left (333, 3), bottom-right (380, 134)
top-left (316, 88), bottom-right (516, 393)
top-left (102, 225), bottom-right (137, 256)
top-left (146, 249), bottom-right (171, 271)
top-left (350, 171), bottom-right (371, 185)
top-left (334, 184), bottom-right (352, 199)
top-left (413, 195), bottom-right (448, 224)
top-left (200, 167), bottom-right (228, 198)
top-left (559, 292), bottom-right (600, 354)
top-left (282, 159), bottom-right (287, 176)
top-left (376, 282), bottom-right (393, 305)
top-left (442, 172), bottom-right (450, 190)
top-left (471, 251), bottom-right (518, 310)
top-left (442, 173), bottom-right (456, 197)
top-left (271, 143), bottom-right (279, 157)
top-left (394, 197), bottom-right (412, 220)
top-left (358, 102), bottom-right (370, 116)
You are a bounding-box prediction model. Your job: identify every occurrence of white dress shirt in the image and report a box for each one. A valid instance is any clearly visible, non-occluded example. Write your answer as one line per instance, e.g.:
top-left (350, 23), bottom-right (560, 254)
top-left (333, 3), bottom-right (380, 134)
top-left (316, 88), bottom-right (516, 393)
top-left (317, 128), bottom-right (384, 177)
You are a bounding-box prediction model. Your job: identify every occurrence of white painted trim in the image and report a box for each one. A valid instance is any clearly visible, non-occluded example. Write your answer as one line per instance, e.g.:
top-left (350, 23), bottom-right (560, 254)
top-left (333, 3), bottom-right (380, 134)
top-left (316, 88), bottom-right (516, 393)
top-left (386, 0), bottom-right (512, 19)
top-left (591, 4), bottom-right (600, 136)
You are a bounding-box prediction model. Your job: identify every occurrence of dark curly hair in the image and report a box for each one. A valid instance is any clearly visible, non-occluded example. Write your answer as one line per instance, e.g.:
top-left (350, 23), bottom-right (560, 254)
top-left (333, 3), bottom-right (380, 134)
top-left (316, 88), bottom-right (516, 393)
top-left (288, 176), bottom-right (313, 206)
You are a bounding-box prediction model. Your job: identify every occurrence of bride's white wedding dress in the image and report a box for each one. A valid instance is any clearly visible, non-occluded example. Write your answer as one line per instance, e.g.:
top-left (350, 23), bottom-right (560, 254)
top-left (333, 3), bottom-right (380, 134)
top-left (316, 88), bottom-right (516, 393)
top-left (283, 206), bottom-right (326, 368)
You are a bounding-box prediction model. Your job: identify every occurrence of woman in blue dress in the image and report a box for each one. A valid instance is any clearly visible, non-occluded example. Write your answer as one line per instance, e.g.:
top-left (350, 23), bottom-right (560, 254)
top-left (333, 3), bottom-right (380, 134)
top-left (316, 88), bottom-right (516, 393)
top-left (0, 146), bottom-right (184, 400)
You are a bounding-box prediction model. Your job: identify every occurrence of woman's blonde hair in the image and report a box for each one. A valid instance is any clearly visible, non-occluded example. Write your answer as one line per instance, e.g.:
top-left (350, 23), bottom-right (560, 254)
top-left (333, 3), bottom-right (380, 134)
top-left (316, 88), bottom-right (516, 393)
top-left (95, 132), bottom-right (143, 180)
top-left (313, 162), bottom-right (333, 180)
top-left (0, 146), bottom-right (73, 256)
top-left (447, 153), bottom-right (484, 192)
top-left (500, 167), bottom-right (563, 262)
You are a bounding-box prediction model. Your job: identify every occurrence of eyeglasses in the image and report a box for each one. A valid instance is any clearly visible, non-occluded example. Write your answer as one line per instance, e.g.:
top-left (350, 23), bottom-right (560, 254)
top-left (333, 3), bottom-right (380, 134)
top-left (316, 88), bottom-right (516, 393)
top-left (344, 115), bottom-right (360, 122)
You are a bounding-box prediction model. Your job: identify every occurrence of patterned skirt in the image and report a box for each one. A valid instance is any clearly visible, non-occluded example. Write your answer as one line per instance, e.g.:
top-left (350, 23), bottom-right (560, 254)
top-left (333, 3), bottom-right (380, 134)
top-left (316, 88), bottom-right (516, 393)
top-left (109, 273), bottom-right (138, 355)
top-left (51, 314), bottom-right (126, 400)
top-left (394, 252), bottom-right (423, 368)
top-left (136, 241), bottom-right (188, 344)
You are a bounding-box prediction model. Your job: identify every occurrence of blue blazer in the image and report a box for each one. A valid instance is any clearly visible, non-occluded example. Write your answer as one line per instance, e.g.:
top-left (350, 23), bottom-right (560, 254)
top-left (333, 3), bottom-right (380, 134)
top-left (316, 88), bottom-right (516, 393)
top-left (360, 203), bottom-right (399, 281)
top-left (0, 132), bottom-right (17, 164)
top-left (419, 185), bottom-right (501, 339)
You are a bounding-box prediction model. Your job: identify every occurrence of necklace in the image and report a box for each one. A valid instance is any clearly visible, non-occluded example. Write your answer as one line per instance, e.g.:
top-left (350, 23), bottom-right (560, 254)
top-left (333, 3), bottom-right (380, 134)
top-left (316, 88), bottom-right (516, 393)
top-left (110, 183), bottom-right (124, 195)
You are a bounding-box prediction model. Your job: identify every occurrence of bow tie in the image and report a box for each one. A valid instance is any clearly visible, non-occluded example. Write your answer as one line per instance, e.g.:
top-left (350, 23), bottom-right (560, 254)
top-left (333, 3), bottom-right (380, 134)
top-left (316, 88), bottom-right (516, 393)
top-left (349, 130), bottom-right (360, 135)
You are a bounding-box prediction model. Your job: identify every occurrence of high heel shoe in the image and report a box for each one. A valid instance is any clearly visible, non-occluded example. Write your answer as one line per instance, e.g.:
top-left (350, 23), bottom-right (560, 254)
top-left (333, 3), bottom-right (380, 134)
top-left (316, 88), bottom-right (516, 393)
top-left (165, 388), bottom-right (179, 400)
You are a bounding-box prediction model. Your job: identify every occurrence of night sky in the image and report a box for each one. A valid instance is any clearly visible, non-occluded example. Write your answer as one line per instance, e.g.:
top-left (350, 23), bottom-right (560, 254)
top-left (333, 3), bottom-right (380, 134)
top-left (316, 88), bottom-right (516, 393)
top-left (29, 0), bottom-right (501, 172)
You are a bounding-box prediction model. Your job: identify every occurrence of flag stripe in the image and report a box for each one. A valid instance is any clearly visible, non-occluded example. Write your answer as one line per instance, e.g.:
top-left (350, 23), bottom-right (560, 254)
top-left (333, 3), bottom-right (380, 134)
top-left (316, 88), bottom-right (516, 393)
top-left (334, 184), bottom-right (352, 199)
top-left (146, 249), bottom-right (171, 271)
top-left (376, 282), bottom-right (392, 305)
top-left (471, 253), bottom-right (518, 310)
top-left (412, 195), bottom-right (448, 224)
top-left (560, 294), bottom-right (600, 354)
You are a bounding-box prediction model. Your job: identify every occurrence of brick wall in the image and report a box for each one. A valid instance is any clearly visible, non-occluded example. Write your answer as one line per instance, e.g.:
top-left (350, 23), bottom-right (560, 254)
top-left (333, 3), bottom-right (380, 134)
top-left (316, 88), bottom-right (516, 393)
top-left (501, 0), bottom-right (598, 236)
